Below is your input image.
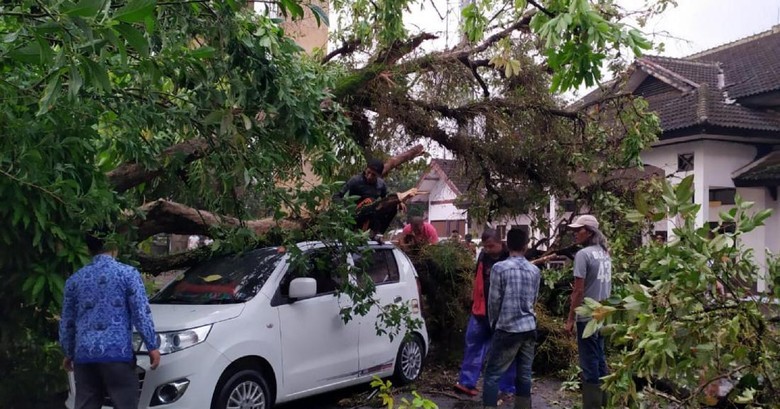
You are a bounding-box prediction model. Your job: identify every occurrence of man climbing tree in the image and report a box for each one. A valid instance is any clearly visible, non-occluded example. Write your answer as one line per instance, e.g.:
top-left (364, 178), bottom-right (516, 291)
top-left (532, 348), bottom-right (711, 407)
top-left (333, 159), bottom-right (407, 237)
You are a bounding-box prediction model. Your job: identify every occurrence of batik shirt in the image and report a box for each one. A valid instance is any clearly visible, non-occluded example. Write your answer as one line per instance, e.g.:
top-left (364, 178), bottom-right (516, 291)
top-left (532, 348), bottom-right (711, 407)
top-left (59, 254), bottom-right (159, 363)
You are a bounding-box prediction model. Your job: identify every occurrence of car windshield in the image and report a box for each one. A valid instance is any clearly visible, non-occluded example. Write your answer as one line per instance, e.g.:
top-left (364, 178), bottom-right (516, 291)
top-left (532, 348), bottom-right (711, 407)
top-left (151, 248), bottom-right (283, 304)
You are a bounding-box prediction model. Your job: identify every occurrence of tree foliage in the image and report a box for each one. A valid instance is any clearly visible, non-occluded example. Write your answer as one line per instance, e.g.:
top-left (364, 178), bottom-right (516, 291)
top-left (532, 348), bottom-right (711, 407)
top-left (579, 176), bottom-right (780, 407)
top-left (1, 0), bottom-right (672, 405)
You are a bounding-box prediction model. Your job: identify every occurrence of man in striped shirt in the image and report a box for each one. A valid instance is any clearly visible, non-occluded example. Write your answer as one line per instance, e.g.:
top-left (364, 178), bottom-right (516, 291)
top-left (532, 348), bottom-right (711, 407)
top-left (482, 228), bottom-right (541, 409)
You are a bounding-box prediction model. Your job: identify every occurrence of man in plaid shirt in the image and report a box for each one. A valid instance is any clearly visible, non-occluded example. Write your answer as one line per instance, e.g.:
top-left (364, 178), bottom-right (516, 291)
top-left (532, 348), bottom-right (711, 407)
top-left (482, 228), bottom-right (541, 409)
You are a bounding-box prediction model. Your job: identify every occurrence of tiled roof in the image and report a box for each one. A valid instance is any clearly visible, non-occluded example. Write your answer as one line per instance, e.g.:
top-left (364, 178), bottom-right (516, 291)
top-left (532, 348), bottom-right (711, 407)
top-left (690, 27), bottom-right (780, 99)
top-left (430, 158), bottom-right (472, 194)
top-left (733, 151), bottom-right (780, 185)
top-left (574, 26), bottom-right (780, 137)
top-left (640, 56), bottom-right (720, 89)
top-left (644, 84), bottom-right (780, 132)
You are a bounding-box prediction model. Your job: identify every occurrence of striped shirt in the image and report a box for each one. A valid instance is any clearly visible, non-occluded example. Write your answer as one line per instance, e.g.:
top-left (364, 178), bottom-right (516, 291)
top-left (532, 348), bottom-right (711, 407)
top-left (488, 255), bottom-right (541, 333)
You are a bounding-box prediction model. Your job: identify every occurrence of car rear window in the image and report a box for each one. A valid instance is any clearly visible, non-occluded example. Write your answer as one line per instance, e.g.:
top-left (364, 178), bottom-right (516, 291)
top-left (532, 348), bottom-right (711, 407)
top-left (151, 248), bottom-right (283, 304)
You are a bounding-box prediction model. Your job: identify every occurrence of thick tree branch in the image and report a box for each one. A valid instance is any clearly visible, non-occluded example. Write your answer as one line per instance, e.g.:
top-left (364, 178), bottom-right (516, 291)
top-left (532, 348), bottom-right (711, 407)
top-left (396, 10), bottom-right (536, 75)
top-left (458, 56), bottom-right (490, 98)
top-left (412, 98), bottom-right (580, 120)
top-left (133, 199), bottom-right (303, 240)
top-left (322, 38), bottom-right (362, 64)
top-left (382, 144), bottom-right (425, 176)
top-left (137, 246), bottom-right (213, 275)
top-left (108, 138), bottom-right (211, 193)
top-left (527, 0), bottom-right (555, 17)
top-left (373, 32), bottom-right (439, 65)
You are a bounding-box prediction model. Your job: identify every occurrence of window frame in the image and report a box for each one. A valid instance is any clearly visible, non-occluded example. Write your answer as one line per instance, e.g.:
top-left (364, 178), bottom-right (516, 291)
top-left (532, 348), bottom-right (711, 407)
top-left (353, 247), bottom-right (401, 287)
top-left (271, 249), bottom-right (350, 306)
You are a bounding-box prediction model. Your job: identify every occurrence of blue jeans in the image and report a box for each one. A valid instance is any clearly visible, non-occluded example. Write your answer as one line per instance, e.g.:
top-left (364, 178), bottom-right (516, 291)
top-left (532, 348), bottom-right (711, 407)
top-left (482, 329), bottom-right (536, 406)
top-left (577, 321), bottom-right (608, 384)
top-left (457, 315), bottom-right (516, 393)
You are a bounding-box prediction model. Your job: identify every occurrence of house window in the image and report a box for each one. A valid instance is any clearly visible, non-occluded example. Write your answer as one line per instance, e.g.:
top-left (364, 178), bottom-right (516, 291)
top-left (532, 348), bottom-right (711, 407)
top-left (561, 200), bottom-right (577, 212)
top-left (709, 188), bottom-right (736, 205)
top-left (677, 153), bottom-right (694, 172)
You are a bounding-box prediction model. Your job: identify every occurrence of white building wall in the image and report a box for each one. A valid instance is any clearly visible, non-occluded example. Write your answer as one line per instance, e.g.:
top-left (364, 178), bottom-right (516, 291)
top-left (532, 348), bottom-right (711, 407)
top-left (641, 141), bottom-right (697, 232)
top-left (641, 139), bottom-right (757, 229)
top-left (426, 177), bottom-right (467, 221)
top-left (737, 187), bottom-right (770, 292)
top-left (643, 137), bottom-right (771, 291)
top-left (429, 203), bottom-right (467, 221)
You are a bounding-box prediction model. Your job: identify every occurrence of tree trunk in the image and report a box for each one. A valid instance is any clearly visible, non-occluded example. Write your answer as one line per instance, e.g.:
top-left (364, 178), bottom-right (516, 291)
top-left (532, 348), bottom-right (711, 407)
top-left (133, 199), bottom-right (304, 240)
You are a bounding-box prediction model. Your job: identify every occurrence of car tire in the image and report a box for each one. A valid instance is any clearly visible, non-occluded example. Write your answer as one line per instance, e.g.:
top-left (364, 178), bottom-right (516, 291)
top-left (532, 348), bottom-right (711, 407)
top-left (214, 369), bottom-right (271, 409)
top-left (393, 334), bottom-right (425, 385)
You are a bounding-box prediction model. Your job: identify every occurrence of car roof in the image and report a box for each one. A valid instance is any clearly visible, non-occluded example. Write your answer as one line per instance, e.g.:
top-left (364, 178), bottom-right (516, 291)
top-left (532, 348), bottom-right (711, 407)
top-left (294, 240), bottom-right (397, 252)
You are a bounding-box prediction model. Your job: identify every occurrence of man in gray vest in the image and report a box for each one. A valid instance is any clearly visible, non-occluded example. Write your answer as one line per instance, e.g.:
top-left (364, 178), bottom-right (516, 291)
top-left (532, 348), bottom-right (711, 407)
top-left (565, 215), bottom-right (611, 409)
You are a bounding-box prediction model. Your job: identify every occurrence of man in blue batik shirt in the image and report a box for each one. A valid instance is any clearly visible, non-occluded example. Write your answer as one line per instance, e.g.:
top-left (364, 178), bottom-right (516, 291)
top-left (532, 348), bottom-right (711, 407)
top-left (482, 228), bottom-right (541, 409)
top-left (59, 232), bottom-right (160, 409)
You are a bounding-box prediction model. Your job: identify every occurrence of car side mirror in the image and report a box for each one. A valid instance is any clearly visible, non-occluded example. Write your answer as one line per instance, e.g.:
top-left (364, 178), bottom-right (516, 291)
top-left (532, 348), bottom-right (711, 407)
top-left (289, 277), bottom-right (317, 300)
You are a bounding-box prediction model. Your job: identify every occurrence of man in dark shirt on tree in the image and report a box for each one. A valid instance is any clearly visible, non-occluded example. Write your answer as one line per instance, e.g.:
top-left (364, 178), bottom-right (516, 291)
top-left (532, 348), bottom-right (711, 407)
top-left (333, 159), bottom-right (398, 237)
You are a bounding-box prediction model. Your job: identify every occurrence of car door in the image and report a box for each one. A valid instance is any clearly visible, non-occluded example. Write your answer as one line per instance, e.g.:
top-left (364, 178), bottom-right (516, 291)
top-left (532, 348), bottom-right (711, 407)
top-left (353, 246), bottom-right (405, 377)
top-left (273, 249), bottom-right (360, 396)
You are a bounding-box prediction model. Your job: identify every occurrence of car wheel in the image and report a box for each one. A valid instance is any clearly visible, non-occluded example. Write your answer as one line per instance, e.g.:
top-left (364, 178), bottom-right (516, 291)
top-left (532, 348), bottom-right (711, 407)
top-left (393, 334), bottom-right (424, 385)
top-left (215, 369), bottom-right (271, 409)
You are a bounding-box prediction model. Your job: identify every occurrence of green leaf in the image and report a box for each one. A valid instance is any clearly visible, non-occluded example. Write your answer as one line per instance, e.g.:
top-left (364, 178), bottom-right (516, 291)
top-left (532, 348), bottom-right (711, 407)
top-left (114, 0), bottom-right (156, 23)
top-left (32, 275), bottom-right (46, 299)
top-left (3, 31), bottom-right (20, 43)
top-left (279, 0), bottom-right (305, 19)
top-left (9, 43), bottom-right (43, 65)
top-left (83, 58), bottom-right (112, 93)
top-left (115, 23), bottom-right (149, 57)
top-left (68, 64), bottom-right (83, 98)
top-left (64, 0), bottom-right (105, 17)
top-left (190, 46), bottom-right (216, 59)
top-left (753, 208), bottom-right (773, 226)
top-left (204, 110), bottom-right (225, 125)
top-left (583, 297), bottom-right (602, 309)
top-left (37, 73), bottom-right (63, 116)
top-left (582, 319), bottom-right (600, 339)
top-left (307, 4), bottom-right (330, 27)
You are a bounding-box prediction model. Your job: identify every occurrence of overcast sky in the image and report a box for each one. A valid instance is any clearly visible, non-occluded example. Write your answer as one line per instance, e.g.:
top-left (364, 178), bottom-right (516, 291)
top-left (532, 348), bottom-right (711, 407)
top-left (622, 0), bottom-right (780, 57)
top-left (403, 0), bottom-right (780, 58)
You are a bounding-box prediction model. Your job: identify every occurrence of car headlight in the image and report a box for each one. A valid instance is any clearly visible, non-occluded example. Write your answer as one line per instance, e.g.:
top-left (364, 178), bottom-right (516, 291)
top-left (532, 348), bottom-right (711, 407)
top-left (133, 325), bottom-right (212, 355)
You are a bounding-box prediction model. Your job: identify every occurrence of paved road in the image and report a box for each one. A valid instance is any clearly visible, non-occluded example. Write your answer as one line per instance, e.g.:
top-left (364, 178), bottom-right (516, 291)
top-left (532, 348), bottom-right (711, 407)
top-left (278, 378), bottom-right (574, 409)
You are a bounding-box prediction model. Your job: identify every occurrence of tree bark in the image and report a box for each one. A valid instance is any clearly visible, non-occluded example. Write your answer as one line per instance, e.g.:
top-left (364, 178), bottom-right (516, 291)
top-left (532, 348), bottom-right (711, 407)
top-left (107, 138), bottom-right (211, 193)
top-left (137, 246), bottom-right (214, 275)
top-left (382, 144), bottom-right (425, 176)
top-left (134, 199), bottom-right (304, 240)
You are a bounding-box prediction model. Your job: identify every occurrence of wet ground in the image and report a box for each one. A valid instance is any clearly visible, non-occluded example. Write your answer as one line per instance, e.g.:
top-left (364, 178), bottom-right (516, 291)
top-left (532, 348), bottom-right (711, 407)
top-left (279, 375), bottom-right (576, 409)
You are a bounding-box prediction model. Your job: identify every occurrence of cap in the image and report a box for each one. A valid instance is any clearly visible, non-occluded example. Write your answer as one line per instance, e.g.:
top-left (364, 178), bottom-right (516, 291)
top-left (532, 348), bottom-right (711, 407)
top-left (367, 159), bottom-right (384, 175)
top-left (568, 215), bottom-right (599, 229)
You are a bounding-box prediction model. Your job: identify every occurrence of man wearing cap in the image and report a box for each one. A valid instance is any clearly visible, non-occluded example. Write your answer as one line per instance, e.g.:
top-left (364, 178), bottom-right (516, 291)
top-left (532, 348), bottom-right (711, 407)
top-left (566, 215), bottom-right (612, 409)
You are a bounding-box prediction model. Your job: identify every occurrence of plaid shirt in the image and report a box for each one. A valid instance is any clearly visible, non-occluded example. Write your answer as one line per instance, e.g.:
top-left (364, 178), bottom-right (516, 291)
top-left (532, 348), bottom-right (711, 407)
top-left (488, 255), bottom-right (541, 333)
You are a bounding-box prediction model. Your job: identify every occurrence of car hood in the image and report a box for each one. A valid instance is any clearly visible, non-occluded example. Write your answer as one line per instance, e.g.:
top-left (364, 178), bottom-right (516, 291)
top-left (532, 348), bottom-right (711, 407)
top-left (149, 303), bottom-right (246, 332)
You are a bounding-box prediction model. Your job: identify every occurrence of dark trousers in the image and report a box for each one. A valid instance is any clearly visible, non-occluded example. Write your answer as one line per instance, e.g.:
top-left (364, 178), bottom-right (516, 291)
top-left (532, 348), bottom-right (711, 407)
top-left (576, 321), bottom-right (609, 384)
top-left (483, 329), bottom-right (536, 406)
top-left (457, 315), bottom-right (517, 393)
top-left (354, 196), bottom-right (399, 235)
top-left (74, 361), bottom-right (138, 409)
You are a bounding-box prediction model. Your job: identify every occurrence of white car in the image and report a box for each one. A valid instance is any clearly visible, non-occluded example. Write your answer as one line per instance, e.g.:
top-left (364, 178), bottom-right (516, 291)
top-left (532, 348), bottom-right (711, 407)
top-left (65, 241), bottom-right (428, 409)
